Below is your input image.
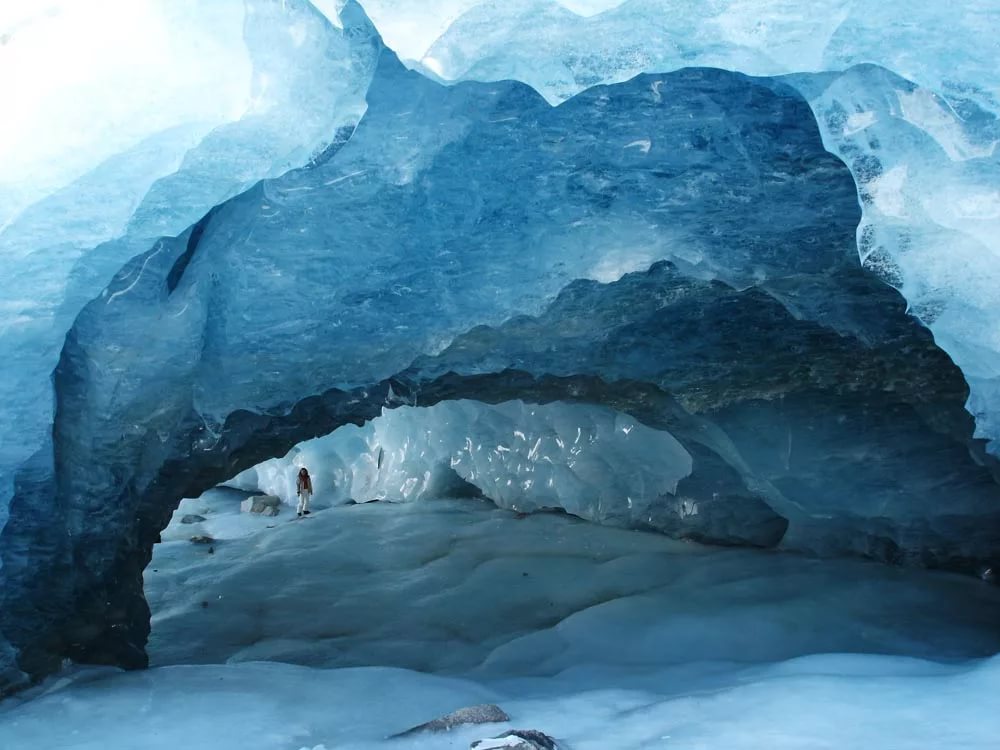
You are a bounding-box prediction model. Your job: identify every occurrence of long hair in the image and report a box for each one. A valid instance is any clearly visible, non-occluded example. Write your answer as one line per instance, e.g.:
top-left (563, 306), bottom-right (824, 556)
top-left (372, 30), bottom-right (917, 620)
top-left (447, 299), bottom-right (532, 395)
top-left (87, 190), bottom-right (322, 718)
top-left (297, 467), bottom-right (312, 491)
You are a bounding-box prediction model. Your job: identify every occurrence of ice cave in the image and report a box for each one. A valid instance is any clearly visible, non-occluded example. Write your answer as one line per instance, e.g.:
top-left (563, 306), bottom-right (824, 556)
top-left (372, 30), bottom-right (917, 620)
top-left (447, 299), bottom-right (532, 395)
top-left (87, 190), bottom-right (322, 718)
top-left (1, 0), bottom-right (1000, 747)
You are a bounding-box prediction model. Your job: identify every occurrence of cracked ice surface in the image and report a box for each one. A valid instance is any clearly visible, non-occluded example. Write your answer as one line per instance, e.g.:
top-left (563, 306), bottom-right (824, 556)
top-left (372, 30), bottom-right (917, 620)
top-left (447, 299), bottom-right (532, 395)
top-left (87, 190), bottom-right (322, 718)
top-left (229, 400), bottom-right (693, 526)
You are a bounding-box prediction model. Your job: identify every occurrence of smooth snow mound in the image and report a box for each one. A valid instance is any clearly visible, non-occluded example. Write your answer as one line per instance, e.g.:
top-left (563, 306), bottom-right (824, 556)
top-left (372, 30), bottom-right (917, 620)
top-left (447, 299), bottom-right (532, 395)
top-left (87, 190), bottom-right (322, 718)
top-left (3, 494), bottom-right (1000, 749)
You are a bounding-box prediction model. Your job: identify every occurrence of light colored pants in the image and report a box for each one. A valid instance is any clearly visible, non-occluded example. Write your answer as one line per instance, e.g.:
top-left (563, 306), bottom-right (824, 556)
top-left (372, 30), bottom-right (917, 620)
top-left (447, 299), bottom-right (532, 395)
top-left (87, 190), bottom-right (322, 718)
top-left (297, 491), bottom-right (312, 514)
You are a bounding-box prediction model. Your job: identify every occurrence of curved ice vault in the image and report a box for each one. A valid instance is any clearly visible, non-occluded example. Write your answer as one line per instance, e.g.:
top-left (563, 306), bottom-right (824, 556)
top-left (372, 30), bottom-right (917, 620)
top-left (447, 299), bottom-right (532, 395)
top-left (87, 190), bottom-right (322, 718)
top-left (1, 0), bottom-right (999, 696)
top-left (230, 400), bottom-right (696, 527)
top-left (0, 0), bottom-right (381, 523)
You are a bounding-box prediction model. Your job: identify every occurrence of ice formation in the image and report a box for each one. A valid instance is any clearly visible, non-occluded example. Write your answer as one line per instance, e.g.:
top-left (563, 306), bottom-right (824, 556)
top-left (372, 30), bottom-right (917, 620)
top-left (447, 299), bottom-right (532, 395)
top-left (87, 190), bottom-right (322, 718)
top-left (0, 0), bottom-right (999, 702)
top-left (230, 400), bottom-right (693, 525)
top-left (5, 496), bottom-right (1000, 749)
top-left (149, 493), bottom-right (1000, 673)
top-left (416, 0), bottom-right (1000, 453)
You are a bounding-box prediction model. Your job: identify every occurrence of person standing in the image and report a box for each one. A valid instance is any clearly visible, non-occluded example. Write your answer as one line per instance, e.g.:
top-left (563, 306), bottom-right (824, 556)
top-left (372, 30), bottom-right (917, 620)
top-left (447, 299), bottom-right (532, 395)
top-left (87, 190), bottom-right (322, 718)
top-left (296, 467), bottom-right (313, 517)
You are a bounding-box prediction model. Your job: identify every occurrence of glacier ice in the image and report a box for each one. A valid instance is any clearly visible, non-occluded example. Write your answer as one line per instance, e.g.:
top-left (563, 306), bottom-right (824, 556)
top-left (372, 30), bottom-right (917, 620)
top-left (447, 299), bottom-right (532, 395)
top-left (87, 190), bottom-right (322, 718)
top-left (156, 489), bottom-right (999, 673)
top-left (317, 0), bottom-right (627, 63)
top-left (6, 496), bottom-right (1000, 749)
top-left (0, 0), bottom-right (381, 692)
top-left (790, 67), bottom-right (1000, 452)
top-left (420, 0), bottom-right (1000, 113)
top-left (3, 35), bottom-right (999, 687)
top-left (6, 654), bottom-right (996, 750)
top-left (1, 0), bottom-right (1000, 700)
top-left (230, 400), bottom-right (694, 525)
top-left (418, 0), bottom-right (1000, 453)
top-left (0, 0), bottom-right (381, 526)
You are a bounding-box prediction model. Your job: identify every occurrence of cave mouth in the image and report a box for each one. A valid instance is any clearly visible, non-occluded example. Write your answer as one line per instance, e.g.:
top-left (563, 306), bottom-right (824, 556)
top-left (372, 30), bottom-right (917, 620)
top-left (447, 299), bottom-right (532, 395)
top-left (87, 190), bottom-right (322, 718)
top-left (14, 45), bottom-right (1000, 698)
top-left (145, 450), bottom-right (1000, 677)
top-left (140, 397), bottom-right (1000, 679)
top-left (141, 394), bottom-right (792, 673)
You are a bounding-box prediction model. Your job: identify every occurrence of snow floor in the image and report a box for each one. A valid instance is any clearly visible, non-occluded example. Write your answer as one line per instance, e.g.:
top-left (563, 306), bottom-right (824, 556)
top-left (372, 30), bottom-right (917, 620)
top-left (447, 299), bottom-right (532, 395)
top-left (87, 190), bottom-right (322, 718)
top-left (2, 489), bottom-right (1000, 749)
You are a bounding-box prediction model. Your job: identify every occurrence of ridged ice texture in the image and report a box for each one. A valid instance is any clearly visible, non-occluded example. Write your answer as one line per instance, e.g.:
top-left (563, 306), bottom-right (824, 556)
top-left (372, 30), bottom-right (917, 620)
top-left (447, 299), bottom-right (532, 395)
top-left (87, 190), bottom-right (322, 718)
top-left (787, 67), bottom-right (1000, 453)
top-left (0, 60), bottom-right (871, 683)
top-left (420, 0), bottom-right (999, 110)
top-left (0, 0), bottom-right (382, 523)
top-left (230, 400), bottom-right (693, 524)
top-left (418, 0), bottom-right (1000, 453)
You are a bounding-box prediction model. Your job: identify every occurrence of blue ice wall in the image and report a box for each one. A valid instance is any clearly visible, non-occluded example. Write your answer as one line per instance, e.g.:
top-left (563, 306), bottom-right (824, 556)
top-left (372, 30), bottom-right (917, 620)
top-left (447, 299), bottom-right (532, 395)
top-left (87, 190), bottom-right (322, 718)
top-left (410, 0), bottom-right (1000, 454)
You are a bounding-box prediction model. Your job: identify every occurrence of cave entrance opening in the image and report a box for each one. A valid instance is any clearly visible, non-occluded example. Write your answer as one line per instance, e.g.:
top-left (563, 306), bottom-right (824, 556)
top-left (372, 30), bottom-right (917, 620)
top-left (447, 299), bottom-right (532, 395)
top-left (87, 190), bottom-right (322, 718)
top-left (142, 395), bottom-right (704, 670)
top-left (141, 397), bottom-right (1000, 685)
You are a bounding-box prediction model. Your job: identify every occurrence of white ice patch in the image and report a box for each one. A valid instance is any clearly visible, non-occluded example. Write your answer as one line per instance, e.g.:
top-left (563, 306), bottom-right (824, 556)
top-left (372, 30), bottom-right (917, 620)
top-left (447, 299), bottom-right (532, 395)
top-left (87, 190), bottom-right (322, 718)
top-left (0, 0), bottom-right (250, 223)
top-left (587, 250), bottom-right (655, 283)
top-left (624, 138), bottom-right (651, 154)
top-left (844, 110), bottom-right (876, 135)
top-left (869, 164), bottom-right (909, 218)
top-left (898, 87), bottom-right (999, 161)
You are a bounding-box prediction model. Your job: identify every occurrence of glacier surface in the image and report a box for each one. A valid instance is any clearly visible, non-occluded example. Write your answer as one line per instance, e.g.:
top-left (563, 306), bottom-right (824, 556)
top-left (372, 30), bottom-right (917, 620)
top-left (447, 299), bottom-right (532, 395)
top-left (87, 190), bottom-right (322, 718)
top-left (1, 0), bottom-right (999, 702)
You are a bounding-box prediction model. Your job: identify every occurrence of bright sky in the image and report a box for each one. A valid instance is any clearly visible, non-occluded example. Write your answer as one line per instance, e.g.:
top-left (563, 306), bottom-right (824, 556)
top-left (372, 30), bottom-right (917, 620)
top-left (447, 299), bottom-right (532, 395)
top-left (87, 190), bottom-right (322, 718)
top-left (0, 0), bottom-right (251, 224)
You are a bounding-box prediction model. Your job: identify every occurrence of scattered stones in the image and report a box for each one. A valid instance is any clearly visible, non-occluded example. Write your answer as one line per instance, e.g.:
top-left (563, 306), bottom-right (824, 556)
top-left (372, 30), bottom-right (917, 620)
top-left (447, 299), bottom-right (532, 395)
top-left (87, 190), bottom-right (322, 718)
top-left (189, 535), bottom-right (215, 545)
top-left (240, 494), bottom-right (281, 515)
top-left (471, 730), bottom-right (558, 750)
top-left (391, 704), bottom-right (511, 737)
top-left (180, 514), bottom-right (206, 524)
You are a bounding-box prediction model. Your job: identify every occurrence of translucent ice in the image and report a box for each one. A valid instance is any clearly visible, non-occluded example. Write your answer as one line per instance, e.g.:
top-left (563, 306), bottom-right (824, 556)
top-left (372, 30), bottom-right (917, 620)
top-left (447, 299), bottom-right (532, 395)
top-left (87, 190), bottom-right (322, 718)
top-left (230, 400), bottom-right (693, 525)
top-left (0, 0), bottom-right (381, 516)
top-left (419, 0), bottom-right (1000, 452)
top-left (789, 66), bottom-right (1000, 452)
top-left (320, 0), bottom-right (628, 63)
top-left (7, 498), bottom-right (1000, 749)
top-left (421, 0), bottom-right (1000, 113)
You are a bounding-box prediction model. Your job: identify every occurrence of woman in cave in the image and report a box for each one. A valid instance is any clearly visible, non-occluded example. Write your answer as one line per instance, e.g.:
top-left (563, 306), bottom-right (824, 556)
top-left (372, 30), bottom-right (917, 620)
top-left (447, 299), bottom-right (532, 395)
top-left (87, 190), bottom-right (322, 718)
top-left (296, 467), bottom-right (313, 517)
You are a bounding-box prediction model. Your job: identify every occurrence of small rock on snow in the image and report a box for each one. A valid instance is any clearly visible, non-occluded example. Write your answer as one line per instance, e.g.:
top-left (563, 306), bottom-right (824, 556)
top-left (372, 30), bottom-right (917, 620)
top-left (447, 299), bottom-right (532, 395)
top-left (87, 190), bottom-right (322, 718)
top-left (392, 704), bottom-right (511, 737)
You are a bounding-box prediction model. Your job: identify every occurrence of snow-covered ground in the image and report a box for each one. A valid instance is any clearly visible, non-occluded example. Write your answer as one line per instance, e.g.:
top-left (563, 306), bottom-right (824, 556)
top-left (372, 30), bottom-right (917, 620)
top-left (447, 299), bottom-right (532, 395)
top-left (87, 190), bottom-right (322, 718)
top-left (2, 490), bottom-right (1000, 749)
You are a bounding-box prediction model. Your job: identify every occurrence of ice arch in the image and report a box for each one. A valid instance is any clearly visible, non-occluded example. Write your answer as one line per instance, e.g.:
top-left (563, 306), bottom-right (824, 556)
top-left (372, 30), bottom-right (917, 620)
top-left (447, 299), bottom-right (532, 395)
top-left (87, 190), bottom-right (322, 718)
top-left (230, 400), bottom-right (699, 530)
top-left (0, 0), bottom-right (999, 697)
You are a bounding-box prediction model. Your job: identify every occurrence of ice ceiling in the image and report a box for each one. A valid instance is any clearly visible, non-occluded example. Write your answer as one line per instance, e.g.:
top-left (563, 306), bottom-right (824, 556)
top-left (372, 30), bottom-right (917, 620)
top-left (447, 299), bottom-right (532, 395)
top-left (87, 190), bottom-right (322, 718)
top-left (1, 0), bottom-right (999, 693)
